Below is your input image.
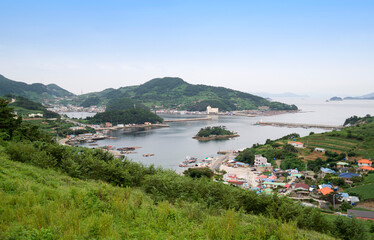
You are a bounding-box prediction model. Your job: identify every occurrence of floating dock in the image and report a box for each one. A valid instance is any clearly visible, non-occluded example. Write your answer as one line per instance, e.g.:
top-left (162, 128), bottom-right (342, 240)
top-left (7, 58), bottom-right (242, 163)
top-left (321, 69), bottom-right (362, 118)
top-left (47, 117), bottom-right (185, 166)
top-left (256, 121), bottom-right (343, 130)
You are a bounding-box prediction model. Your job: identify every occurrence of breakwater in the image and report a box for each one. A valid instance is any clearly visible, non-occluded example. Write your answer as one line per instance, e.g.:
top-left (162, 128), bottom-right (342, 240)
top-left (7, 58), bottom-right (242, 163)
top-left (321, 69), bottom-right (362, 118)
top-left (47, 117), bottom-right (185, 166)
top-left (256, 121), bottom-right (343, 130)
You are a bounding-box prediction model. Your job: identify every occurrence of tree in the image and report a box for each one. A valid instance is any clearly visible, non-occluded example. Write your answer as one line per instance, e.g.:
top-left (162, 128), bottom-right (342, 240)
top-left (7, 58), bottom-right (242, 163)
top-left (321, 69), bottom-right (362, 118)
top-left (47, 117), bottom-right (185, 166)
top-left (0, 98), bottom-right (22, 140)
top-left (183, 168), bottom-right (214, 179)
top-left (236, 148), bottom-right (255, 165)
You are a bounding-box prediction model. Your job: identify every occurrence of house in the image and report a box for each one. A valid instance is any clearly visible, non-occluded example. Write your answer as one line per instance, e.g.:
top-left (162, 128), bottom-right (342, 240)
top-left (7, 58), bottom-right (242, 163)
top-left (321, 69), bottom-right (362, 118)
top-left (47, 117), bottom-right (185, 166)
top-left (254, 155), bottom-right (268, 166)
top-left (338, 172), bottom-right (360, 179)
top-left (28, 113), bottom-right (43, 118)
top-left (360, 166), bottom-right (374, 172)
top-left (206, 106), bottom-right (219, 114)
top-left (315, 148), bottom-right (326, 152)
top-left (289, 142), bottom-right (304, 148)
top-left (144, 122), bottom-right (152, 125)
top-left (336, 162), bottom-right (350, 168)
top-left (319, 184), bottom-right (332, 189)
top-left (358, 159), bottom-right (372, 167)
top-left (318, 187), bottom-right (333, 195)
top-left (262, 182), bottom-right (290, 189)
top-left (290, 173), bottom-right (303, 181)
top-left (105, 122), bottom-right (112, 128)
top-left (320, 167), bottom-right (335, 178)
top-left (293, 183), bottom-right (309, 191)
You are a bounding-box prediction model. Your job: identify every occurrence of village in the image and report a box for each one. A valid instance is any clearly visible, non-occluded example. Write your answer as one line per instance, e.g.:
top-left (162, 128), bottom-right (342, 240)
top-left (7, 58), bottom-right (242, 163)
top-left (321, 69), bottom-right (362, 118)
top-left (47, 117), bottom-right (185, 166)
top-left (180, 140), bottom-right (374, 220)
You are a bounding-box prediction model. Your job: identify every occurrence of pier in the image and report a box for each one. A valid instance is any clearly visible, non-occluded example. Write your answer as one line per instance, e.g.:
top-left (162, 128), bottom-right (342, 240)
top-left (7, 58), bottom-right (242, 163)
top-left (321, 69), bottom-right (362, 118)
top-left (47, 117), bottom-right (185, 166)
top-left (164, 117), bottom-right (212, 122)
top-left (256, 121), bottom-right (343, 130)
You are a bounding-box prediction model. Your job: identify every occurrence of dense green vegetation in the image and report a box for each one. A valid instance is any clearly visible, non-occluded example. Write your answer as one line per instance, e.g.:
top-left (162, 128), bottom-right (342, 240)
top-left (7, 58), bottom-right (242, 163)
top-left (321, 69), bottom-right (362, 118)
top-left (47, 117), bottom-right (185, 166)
top-left (344, 114), bottom-right (373, 126)
top-left (183, 167), bottom-right (214, 179)
top-left (1, 99), bottom-right (372, 239)
top-left (85, 97), bottom-right (163, 125)
top-left (105, 97), bottom-right (149, 111)
top-left (80, 96), bottom-right (101, 107)
top-left (1, 157), bottom-right (337, 240)
top-left (76, 77), bottom-right (298, 111)
top-left (303, 116), bottom-right (374, 158)
top-left (0, 74), bottom-right (74, 102)
top-left (346, 173), bottom-right (374, 201)
top-left (5, 95), bottom-right (60, 118)
top-left (86, 108), bottom-right (163, 125)
top-left (196, 126), bottom-right (235, 137)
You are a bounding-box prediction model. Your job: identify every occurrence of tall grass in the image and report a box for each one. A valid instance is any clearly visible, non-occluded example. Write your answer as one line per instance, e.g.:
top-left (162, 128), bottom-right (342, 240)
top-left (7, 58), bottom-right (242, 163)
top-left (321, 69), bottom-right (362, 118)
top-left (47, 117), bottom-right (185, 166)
top-left (0, 156), bottom-right (335, 240)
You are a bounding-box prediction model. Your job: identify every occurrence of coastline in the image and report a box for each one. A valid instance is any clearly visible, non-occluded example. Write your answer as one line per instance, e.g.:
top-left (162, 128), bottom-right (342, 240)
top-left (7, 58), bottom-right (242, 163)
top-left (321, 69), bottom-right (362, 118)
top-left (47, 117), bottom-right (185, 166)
top-left (193, 134), bottom-right (240, 141)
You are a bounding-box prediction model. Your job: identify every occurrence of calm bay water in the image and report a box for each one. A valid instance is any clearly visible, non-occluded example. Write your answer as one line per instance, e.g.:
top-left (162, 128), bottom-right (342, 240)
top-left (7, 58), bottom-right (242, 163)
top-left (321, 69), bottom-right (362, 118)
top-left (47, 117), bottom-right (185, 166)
top-left (79, 99), bottom-right (374, 172)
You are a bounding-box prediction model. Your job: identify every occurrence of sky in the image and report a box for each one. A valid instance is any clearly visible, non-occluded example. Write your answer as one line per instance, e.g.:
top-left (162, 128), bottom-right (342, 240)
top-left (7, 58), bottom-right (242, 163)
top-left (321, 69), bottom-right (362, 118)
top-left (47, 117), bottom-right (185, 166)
top-left (0, 0), bottom-right (373, 97)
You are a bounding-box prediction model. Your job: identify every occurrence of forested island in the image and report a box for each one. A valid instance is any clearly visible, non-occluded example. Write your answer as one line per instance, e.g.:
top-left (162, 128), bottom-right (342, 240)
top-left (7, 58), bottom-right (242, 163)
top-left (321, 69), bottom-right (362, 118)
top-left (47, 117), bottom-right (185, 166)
top-left (85, 97), bottom-right (164, 125)
top-left (193, 126), bottom-right (239, 141)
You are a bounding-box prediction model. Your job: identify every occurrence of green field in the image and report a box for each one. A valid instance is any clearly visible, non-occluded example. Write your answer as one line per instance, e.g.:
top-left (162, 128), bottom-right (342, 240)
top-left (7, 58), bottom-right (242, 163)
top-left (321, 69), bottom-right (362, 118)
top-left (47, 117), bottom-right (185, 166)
top-left (346, 174), bottom-right (374, 201)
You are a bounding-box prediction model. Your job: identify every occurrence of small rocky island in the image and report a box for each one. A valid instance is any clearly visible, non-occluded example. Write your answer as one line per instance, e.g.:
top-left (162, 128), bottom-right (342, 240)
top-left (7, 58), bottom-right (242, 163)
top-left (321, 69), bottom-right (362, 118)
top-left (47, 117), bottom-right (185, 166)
top-left (193, 126), bottom-right (239, 141)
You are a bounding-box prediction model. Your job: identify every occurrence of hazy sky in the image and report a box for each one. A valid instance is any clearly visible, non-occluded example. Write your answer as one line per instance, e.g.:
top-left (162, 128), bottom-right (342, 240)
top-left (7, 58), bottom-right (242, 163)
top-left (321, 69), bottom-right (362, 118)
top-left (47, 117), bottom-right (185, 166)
top-left (1, 1), bottom-right (373, 97)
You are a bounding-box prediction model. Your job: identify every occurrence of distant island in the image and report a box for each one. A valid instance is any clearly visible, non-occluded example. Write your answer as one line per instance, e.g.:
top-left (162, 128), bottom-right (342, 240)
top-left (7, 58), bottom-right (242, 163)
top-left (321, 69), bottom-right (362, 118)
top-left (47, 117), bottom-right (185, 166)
top-left (328, 96), bottom-right (343, 101)
top-left (193, 126), bottom-right (239, 141)
top-left (328, 92), bottom-right (374, 101)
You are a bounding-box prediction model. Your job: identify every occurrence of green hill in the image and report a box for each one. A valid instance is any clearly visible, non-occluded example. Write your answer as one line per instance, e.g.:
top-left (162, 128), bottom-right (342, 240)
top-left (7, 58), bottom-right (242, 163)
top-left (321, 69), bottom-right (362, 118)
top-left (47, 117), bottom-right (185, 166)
top-left (5, 95), bottom-right (60, 118)
top-left (0, 74), bottom-right (74, 102)
top-left (77, 77), bottom-right (298, 111)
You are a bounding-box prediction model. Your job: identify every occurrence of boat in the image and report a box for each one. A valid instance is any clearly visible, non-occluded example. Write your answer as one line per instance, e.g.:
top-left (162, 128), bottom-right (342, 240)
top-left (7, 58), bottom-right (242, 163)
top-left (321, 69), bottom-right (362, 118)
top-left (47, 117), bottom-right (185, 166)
top-left (143, 154), bottom-right (155, 157)
top-left (89, 143), bottom-right (98, 146)
top-left (185, 156), bottom-right (198, 163)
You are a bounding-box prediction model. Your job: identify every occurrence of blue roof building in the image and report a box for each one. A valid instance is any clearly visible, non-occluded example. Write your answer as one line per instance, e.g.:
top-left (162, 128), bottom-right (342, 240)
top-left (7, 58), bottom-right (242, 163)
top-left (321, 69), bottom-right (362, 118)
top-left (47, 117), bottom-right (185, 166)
top-left (339, 172), bottom-right (360, 179)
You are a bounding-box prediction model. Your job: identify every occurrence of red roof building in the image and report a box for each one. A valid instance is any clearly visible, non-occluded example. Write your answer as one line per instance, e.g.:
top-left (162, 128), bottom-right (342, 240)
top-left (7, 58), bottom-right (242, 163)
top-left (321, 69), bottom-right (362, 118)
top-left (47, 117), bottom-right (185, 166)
top-left (318, 187), bottom-right (333, 195)
top-left (358, 159), bottom-right (372, 167)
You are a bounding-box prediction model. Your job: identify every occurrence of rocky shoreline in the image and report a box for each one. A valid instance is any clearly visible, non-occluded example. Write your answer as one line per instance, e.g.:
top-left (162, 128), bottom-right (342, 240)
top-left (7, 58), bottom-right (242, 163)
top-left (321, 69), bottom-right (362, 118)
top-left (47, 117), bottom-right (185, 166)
top-left (193, 134), bottom-right (239, 141)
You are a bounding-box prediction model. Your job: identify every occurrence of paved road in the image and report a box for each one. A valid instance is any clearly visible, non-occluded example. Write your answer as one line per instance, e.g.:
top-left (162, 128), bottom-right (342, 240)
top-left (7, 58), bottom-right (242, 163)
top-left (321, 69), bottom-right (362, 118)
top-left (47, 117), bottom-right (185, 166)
top-left (210, 153), bottom-right (233, 171)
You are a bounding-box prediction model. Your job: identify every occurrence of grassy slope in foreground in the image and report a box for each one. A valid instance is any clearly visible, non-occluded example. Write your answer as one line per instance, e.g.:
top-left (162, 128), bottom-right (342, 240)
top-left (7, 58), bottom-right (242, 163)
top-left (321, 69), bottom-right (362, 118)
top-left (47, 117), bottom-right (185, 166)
top-left (0, 156), bottom-right (333, 240)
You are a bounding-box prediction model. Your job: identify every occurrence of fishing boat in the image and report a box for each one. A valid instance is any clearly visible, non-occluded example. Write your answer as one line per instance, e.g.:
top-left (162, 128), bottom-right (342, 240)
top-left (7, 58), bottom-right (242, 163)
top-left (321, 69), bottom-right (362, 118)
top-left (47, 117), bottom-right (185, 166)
top-left (143, 154), bottom-right (154, 157)
top-left (185, 156), bottom-right (198, 163)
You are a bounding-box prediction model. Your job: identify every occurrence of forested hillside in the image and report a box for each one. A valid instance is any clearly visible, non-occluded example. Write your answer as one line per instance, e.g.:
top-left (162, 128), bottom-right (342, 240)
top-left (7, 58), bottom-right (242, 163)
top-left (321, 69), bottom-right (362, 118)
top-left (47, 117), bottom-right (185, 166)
top-left (77, 77), bottom-right (298, 111)
top-left (0, 74), bottom-right (74, 102)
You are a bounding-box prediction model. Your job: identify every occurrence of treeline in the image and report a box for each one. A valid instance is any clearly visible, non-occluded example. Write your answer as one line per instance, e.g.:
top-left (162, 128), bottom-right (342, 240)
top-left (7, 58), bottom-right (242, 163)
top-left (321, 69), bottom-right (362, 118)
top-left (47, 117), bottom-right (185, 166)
top-left (186, 99), bottom-right (236, 112)
top-left (0, 98), bottom-right (371, 239)
top-left (6, 95), bottom-right (60, 118)
top-left (344, 114), bottom-right (373, 126)
top-left (105, 97), bottom-right (149, 111)
top-left (86, 108), bottom-right (163, 125)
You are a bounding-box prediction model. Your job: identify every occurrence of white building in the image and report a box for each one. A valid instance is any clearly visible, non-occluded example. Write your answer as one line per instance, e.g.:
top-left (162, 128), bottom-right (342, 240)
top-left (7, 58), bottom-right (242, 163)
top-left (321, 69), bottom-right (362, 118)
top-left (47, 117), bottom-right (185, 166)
top-left (289, 142), bottom-right (304, 148)
top-left (254, 155), bottom-right (268, 166)
top-left (207, 106), bottom-right (219, 114)
top-left (28, 113), bottom-right (43, 118)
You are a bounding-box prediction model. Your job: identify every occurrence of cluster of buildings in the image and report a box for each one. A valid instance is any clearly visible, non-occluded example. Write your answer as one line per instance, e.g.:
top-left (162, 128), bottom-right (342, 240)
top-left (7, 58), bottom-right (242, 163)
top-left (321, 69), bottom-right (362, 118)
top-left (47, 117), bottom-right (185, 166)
top-left (48, 104), bottom-right (105, 113)
top-left (217, 152), bottom-right (373, 215)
